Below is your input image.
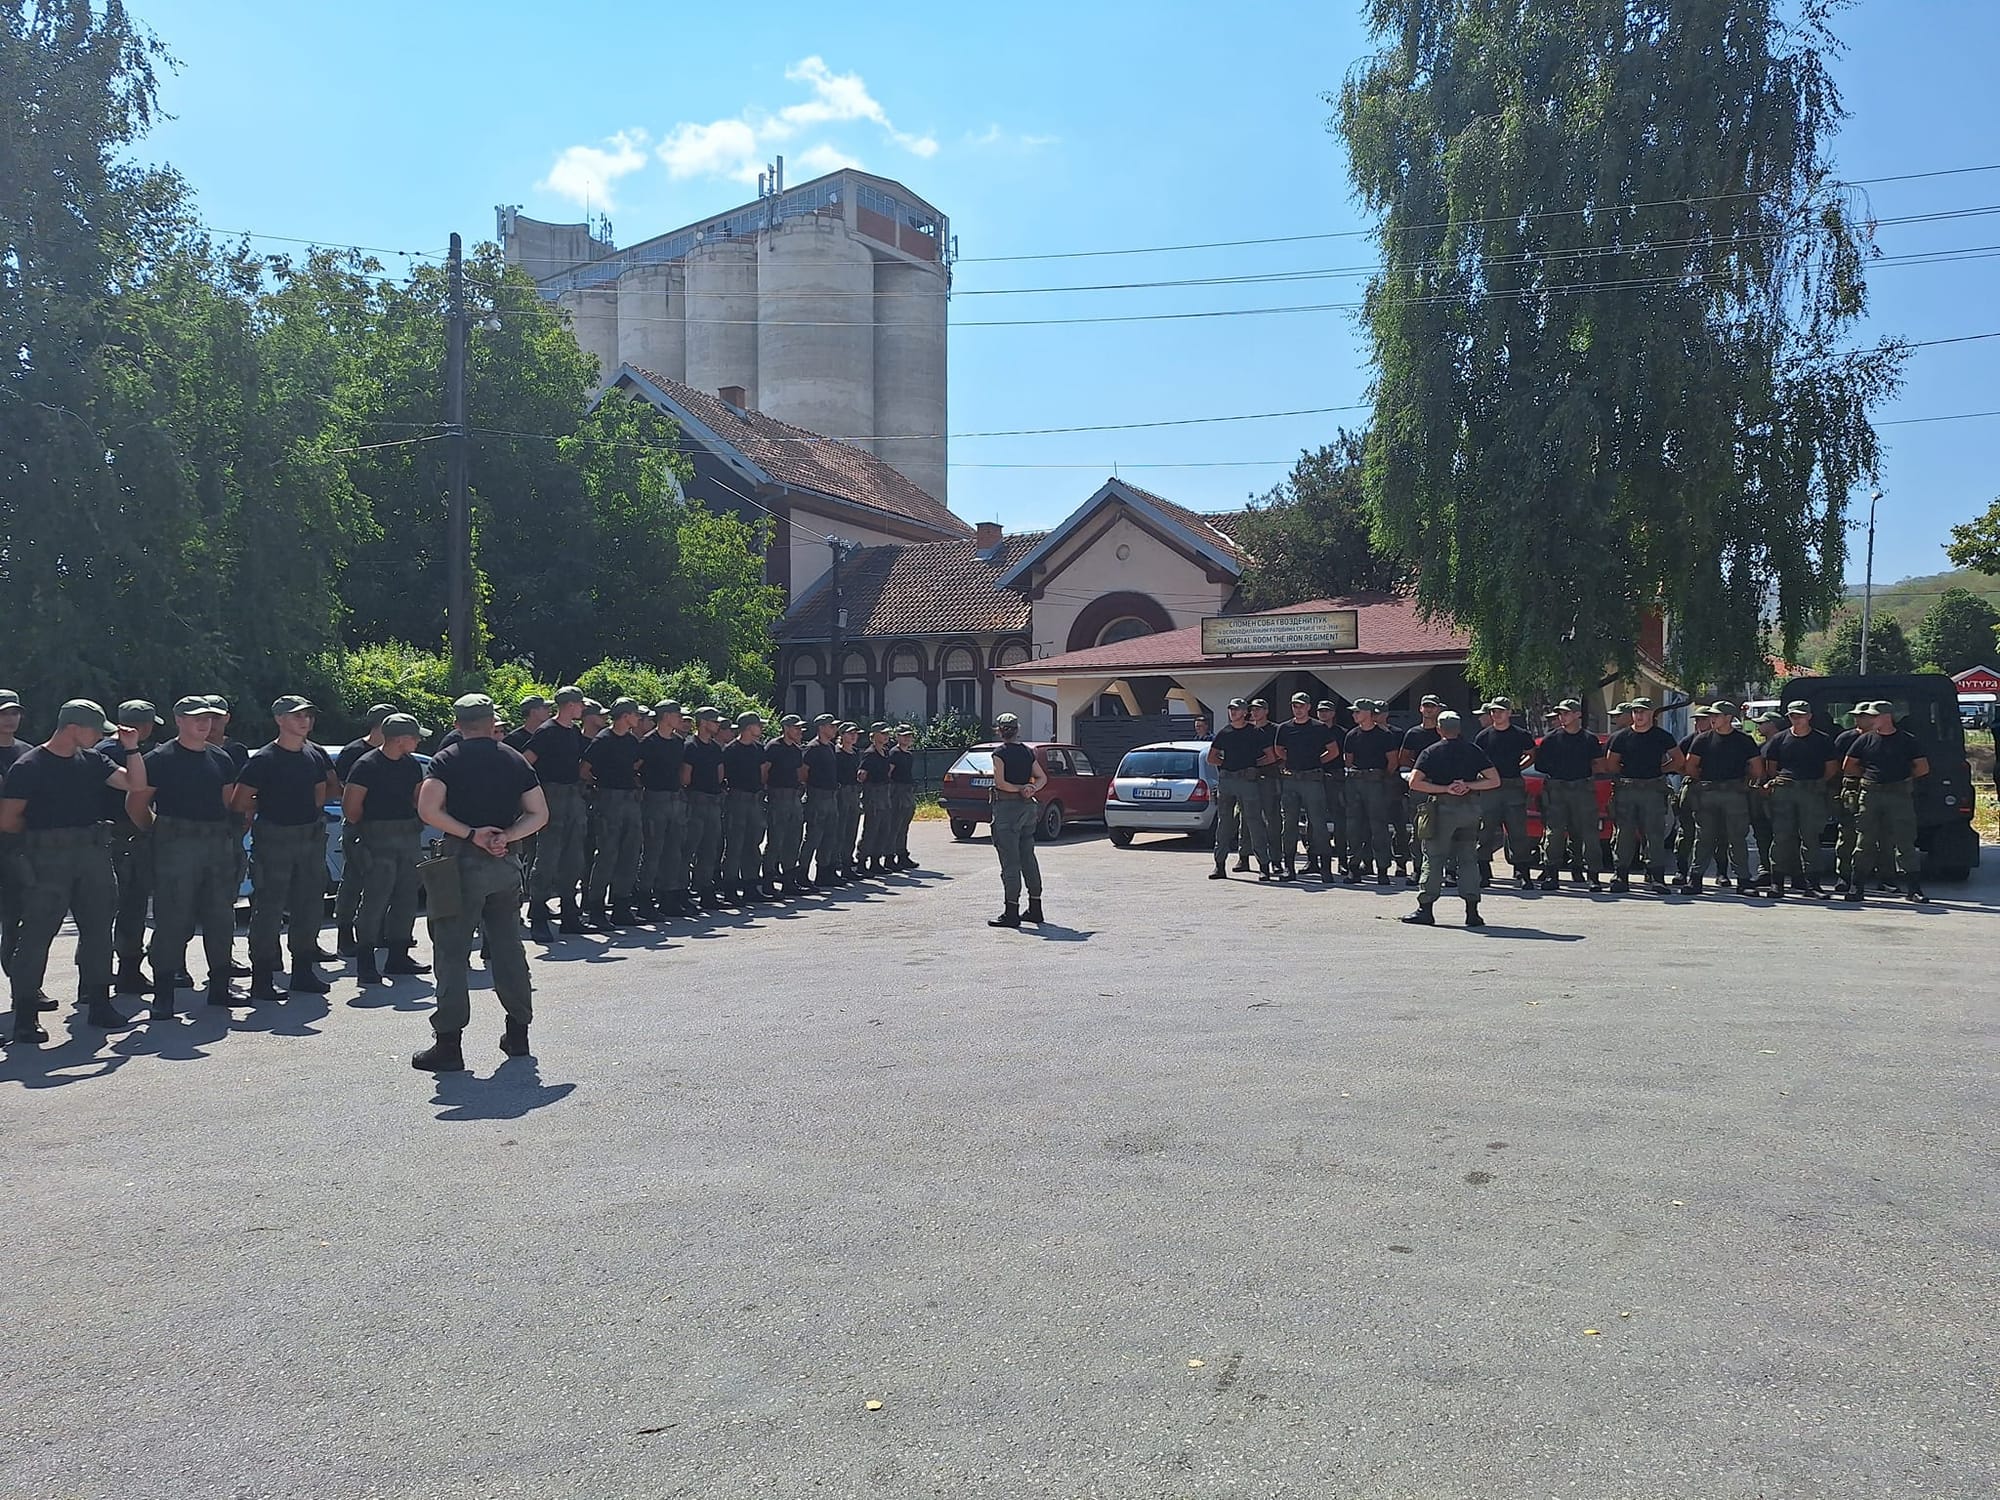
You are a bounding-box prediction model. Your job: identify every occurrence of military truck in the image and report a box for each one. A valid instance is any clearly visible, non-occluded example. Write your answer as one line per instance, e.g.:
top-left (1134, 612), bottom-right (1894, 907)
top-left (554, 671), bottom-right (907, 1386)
top-left (1777, 672), bottom-right (1980, 880)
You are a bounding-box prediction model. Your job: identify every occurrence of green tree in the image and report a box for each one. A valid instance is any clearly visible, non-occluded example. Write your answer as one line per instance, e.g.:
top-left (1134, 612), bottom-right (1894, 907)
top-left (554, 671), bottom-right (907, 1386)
top-left (1944, 497), bottom-right (2000, 576)
top-left (1820, 613), bottom-right (1913, 676)
top-left (1912, 587), bottom-right (2000, 675)
top-left (1234, 432), bottom-right (1409, 607)
top-left (1338, 0), bottom-right (1900, 693)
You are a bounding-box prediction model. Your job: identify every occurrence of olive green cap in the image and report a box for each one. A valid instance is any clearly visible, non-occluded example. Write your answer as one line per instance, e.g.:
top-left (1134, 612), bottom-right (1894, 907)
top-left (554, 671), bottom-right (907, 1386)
top-left (271, 694), bottom-right (316, 717)
top-left (811, 712), bottom-right (836, 727)
top-left (1249, 698), bottom-right (1269, 709)
top-left (452, 693), bottom-right (498, 724)
top-left (381, 713), bottom-right (427, 739)
top-left (0, 690), bottom-right (19, 710)
top-left (364, 703), bottom-right (398, 728)
top-left (694, 706), bottom-right (721, 723)
top-left (173, 695), bottom-right (224, 717)
top-left (117, 699), bottom-right (163, 728)
top-left (554, 686), bottom-right (586, 706)
top-left (1785, 701), bottom-right (1812, 716)
top-left (1626, 697), bottom-right (1655, 711)
top-left (1555, 698), bottom-right (1584, 713)
top-left (994, 712), bottom-right (1019, 727)
top-left (1420, 694), bottom-right (1445, 708)
top-left (517, 695), bottom-right (548, 714)
top-left (581, 699), bottom-right (605, 716)
top-left (58, 699), bottom-right (116, 733)
top-left (654, 700), bottom-right (683, 717)
top-left (1488, 696), bottom-right (1514, 710)
top-left (1316, 700), bottom-right (1336, 711)
top-left (1290, 692), bottom-right (1311, 704)
top-left (1710, 700), bottom-right (1740, 716)
top-left (608, 698), bottom-right (641, 720)
top-left (1753, 710), bottom-right (1784, 724)
top-left (779, 714), bottom-right (804, 728)
top-left (737, 711), bottom-right (763, 728)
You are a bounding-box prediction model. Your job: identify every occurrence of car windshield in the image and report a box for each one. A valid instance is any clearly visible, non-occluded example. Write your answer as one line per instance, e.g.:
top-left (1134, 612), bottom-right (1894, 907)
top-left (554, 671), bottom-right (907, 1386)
top-left (1825, 697), bottom-right (1957, 746)
top-left (1118, 750), bottom-right (1200, 779)
top-left (948, 751), bottom-right (994, 776)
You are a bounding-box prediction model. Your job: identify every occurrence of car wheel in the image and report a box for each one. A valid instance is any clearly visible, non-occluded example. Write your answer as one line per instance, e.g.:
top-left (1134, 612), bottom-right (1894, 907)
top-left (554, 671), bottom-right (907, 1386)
top-left (1036, 801), bottom-right (1064, 841)
top-left (950, 820), bottom-right (976, 841)
top-left (1109, 828), bottom-right (1135, 848)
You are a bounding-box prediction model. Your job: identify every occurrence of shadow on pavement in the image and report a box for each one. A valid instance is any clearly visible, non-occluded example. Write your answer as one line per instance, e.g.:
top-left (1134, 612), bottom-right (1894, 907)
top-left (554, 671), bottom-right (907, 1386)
top-left (430, 1056), bottom-right (577, 1121)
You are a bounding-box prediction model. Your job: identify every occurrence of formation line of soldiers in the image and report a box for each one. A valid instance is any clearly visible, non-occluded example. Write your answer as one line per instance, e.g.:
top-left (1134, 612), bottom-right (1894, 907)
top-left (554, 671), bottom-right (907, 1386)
top-left (1202, 692), bottom-right (1934, 927)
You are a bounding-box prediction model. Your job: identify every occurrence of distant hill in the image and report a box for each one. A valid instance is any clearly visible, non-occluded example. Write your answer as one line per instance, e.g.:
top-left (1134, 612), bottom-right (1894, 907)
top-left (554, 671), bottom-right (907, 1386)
top-left (1794, 567), bottom-right (2000, 668)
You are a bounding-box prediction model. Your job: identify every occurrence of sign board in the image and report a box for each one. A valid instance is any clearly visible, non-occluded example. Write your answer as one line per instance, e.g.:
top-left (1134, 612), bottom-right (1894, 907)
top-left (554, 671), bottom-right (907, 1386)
top-left (1201, 610), bottom-right (1359, 657)
top-left (1952, 665), bottom-right (2000, 695)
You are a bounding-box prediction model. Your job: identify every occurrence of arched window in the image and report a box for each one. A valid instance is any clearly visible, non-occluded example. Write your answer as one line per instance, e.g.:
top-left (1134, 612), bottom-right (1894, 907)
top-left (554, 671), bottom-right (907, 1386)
top-left (1097, 616), bottom-right (1155, 646)
top-left (995, 642), bottom-right (1030, 668)
top-left (888, 646), bottom-right (923, 676)
top-left (940, 644), bottom-right (979, 718)
top-left (941, 646), bottom-right (978, 676)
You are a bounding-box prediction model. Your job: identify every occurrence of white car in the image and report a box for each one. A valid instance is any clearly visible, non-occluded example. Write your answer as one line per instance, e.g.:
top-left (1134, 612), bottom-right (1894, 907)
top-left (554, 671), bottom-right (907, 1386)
top-left (1104, 741), bottom-right (1218, 846)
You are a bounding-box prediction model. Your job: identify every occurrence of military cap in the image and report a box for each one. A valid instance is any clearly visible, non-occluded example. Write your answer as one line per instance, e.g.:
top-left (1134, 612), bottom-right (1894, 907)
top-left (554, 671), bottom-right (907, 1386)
top-left (1316, 699), bottom-right (1336, 711)
top-left (57, 699), bottom-right (115, 733)
top-left (811, 712), bottom-right (836, 727)
top-left (869, 722), bottom-right (888, 734)
top-left (1627, 697), bottom-right (1655, 712)
top-left (204, 695), bottom-right (230, 713)
top-left (452, 693), bottom-right (498, 723)
top-left (655, 700), bottom-right (683, 717)
top-left (1709, 700), bottom-right (1739, 716)
top-left (381, 712), bottom-right (427, 739)
top-left (117, 699), bottom-right (162, 727)
top-left (839, 721), bottom-right (859, 734)
top-left (896, 725), bottom-right (916, 736)
top-left (1784, 701), bottom-right (1813, 716)
top-left (1555, 698), bottom-right (1583, 713)
top-left (1610, 701), bottom-right (1633, 714)
top-left (1227, 697), bottom-right (1248, 710)
top-left (1856, 700), bottom-right (1888, 715)
top-left (518, 694), bottom-right (549, 714)
top-left (172, 695), bottom-right (224, 717)
top-left (271, 694), bottom-right (316, 717)
top-left (1488, 696), bottom-right (1514, 710)
top-left (695, 706), bottom-right (722, 723)
top-left (1249, 698), bottom-right (1269, 710)
top-left (994, 712), bottom-right (1020, 727)
top-left (582, 699), bottom-right (605, 716)
top-left (779, 713), bottom-right (804, 728)
top-left (554, 685), bottom-right (586, 706)
top-left (1420, 693), bottom-right (1445, 708)
top-left (1290, 691), bottom-right (1312, 704)
top-left (0, 690), bottom-right (19, 710)
top-left (1436, 710), bottom-right (1462, 727)
top-left (362, 703), bottom-right (398, 729)
top-left (608, 697), bottom-right (641, 719)
top-left (1753, 710), bottom-right (1784, 724)
top-left (737, 711), bottom-right (764, 728)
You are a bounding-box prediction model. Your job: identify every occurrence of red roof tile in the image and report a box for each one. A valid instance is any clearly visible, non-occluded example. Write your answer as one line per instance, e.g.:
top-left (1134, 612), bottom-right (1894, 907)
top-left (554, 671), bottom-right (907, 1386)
top-left (1118, 481), bottom-right (1246, 561)
top-left (1002, 595), bottom-right (1470, 673)
top-left (776, 532), bottom-right (1047, 640)
top-left (621, 367), bottom-right (971, 538)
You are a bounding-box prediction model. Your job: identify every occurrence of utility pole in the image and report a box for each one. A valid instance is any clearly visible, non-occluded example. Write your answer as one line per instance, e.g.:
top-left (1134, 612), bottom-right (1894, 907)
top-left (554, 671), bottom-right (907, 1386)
top-left (1860, 487), bottom-right (1881, 675)
top-left (444, 232), bottom-right (474, 684)
top-left (826, 537), bottom-right (846, 720)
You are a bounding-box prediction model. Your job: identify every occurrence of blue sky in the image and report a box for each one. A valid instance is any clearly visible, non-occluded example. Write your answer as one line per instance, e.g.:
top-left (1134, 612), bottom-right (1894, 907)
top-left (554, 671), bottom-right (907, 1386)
top-left (133, 0), bottom-right (1998, 586)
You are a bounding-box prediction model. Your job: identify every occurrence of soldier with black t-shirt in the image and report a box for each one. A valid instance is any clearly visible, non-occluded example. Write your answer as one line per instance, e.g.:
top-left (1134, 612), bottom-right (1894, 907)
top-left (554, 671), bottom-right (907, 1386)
top-left (1532, 699), bottom-right (1605, 891)
top-left (523, 686), bottom-right (589, 935)
top-left (133, 697), bottom-right (243, 1013)
top-left (0, 689), bottom-right (29, 991)
top-left (1602, 698), bottom-right (1683, 892)
top-left (231, 695), bottom-right (336, 1001)
top-left (1842, 702), bottom-right (1931, 903)
top-left (1474, 701), bottom-right (1539, 887)
top-left (1684, 701), bottom-right (1762, 895)
top-left (834, 724), bottom-right (865, 882)
top-left (637, 702), bottom-right (690, 921)
top-left (986, 713), bottom-right (1047, 927)
top-left (1343, 700), bottom-right (1400, 885)
top-left (890, 727), bottom-right (920, 871)
top-left (0, 700), bottom-right (147, 1040)
top-left (1402, 712), bottom-right (1499, 927)
top-left (1762, 701), bottom-right (1838, 897)
top-left (1830, 705), bottom-right (1872, 893)
top-left (411, 694), bottom-right (547, 1073)
top-left (343, 714), bottom-right (432, 985)
top-left (762, 716), bottom-right (809, 892)
top-left (800, 715), bottom-right (842, 890)
top-left (1245, 701), bottom-right (1284, 874)
top-left (583, 699), bottom-right (647, 926)
top-left (95, 699), bottom-right (163, 996)
top-left (332, 704), bottom-right (395, 958)
top-left (1205, 699), bottom-right (1272, 881)
top-left (1273, 692), bottom-right (1335, 881)
top-left (721, 713), bottom-right (771, 903)
top-left (1392, 695), bottom-right (1447, 885)
top-left (1314, 701), bottom-right (1348, 873)
top-left (858, 724), bottom-right (898, 876)
top-left (684, 708), bottom-right (728, 906)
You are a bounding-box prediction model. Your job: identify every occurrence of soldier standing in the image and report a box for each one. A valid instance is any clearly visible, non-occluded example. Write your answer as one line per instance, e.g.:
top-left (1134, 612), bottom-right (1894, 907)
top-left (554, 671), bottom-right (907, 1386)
top-left (683, 707), bottom-right (728, 907)
top-left (1205, 699), bottom-right (1271, 881)
top-left (986, 713), bottom-right (1047, 928)
top-left (503, 696), bottom-right (551, 896)
top-left (1747, 710), bottom-right (1790, 888)
top-left (1684, 701), bottom-right (1762, 895)
top-left (1401, 711), bottom-right (1499, 927)
top-left (583, 699), bottom-right (646, 927)
top-left (412, 695), bottom-right (547, 1072)
top-left (1531, 699), bottom-right (1604, 891)
top-left (523, 686), bottom-right (588, 939)
top-left (799, 715), bottom-right (841, 890)
top-left (1473, 699), bottom-right (1538, 888)
top-left (1602, 698), bottom-right (1682, 893)
top-left (1246, 700), bottom-right (1284, 872)
top-left (1273, 692), bottom-right (1335, 881)
top-left (1313, 700), bottom-right (1348, 876)
top-left (858, 724), bottom-right (897, 875)
top-left (132, 697), bottom-right (242, 1014)
top-left (834, 723), bottom-right (864, 883)
top-left (1831, 705), bottom-right (1872, 894)
top-left (1343, 700), bottom-right (1400, 886)
top-left (342, 713), bottom-right (432, 986)
top-left (721, 711), bottom-right (771, 904)
top-left (1671, 705), bottom-right (1711, 884)
top-left (1763, 701), bottom-right (1838, 898)
top-left (890, 727), bottom-right (920, 870)
top-left (97, 700), bottom-right (163, 995)
top-left (232, 696), bottom-right (335, 1001)
top-left (761, 715), bottom-right (808, 895)
top-left (0, 690), bottom-right (29, 994)
top-left (637, 702), bottom-right (690, 919)
top-left (1843, 702), bottom-right (1930, 904)
top-left (1393, 695), bottom-right (1447, 886)
top-left (333, 704), bottom-right (395, 958)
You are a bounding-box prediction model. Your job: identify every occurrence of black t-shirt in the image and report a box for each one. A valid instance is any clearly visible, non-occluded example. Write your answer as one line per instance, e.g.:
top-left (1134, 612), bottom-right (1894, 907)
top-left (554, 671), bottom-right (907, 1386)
top-left (1315, 721), bottom-right (1348, 771)
top-left (1676, 732), bottom-right (1700, 758)
top-left (1606, 725), bottom-right (1677, 780)
top-left (684, 737), bottom-right (727, 794)
top-left (993, 740), bottom-right (1038, 788)
top-left (888, 747), bottom-right (915, 784)
top-left (584, 729), bottom-right (644, 791)
top-left (0, 741), bottom-right (27, 777)
top-left (435, 729), bottom-right (464, 753)
top-left (1688, 729), bottom-right (1756, 783)
top-left (1474, 725), bottom-right (1538, 780)
top-left (524, 720), bottom-right (583, 786)
top-left (1402, 724), bottom-right (1443, 763)
top-left (143, 740), bottom-right (237, 822)
top-left (93, 736), bottom-right (147, 825)
top-left (1770, 728), bottom-right (1837, 782)
top-left (859, 749), bottom-right (895, 786)
top-left (1274, 717), bottom-right (1335, 772)
top-left (1833, 727), bottom-right (1865, 766)
top-left (1849, 730), bottom-right (1926, 785)
top-left (764, 740), bottom-right (805, 789)
top-left (722, 740), bottom-right (768, 791)
top-left (835, 748), bottom-right (860, 786)
top-left (1209, 723), bottom-right (1266, 773)
top-left (1533, 728), bottom-right (1601, 782)
top-left (215, 738), bottom-right (250, 773)
top-left (1413, 737), bottom-right (1493, 787)
top-left (334, 737), bottom-right (375, 781)
top-left (502, 725), bottom-right (534, 752)
top-left (238, 742), bottom-right (333, 826)
top-left (638, 731), bottom-right (686, 792)
top-left (802, 739), bottom-right (839, 790)
top-left (346, 747), bottom-right (425, 821)
top-left (2, 745), bottom-right (122, 830)
top-left (426, 737), bottom-right (538, 830)
top-left (1345, 724), bottom-right (1399, 771)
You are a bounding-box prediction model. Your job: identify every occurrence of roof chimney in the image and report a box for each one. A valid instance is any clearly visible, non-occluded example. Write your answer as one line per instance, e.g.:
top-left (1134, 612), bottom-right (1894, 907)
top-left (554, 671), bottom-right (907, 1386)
top-left (717, 384), bottom-right (748, 410)
top-left (975, 520), bottom-right (1003, 551)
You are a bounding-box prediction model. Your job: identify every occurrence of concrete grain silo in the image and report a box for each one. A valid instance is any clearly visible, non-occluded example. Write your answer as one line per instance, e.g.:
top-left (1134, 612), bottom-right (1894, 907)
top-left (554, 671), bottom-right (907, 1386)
top-left (615, 261), bottom-right (686, 383)
top-left (683, 238), bottom-right (760, 407)
top-left (756, 216), bottom-right (875, 442)
top-left (555, 286), bottom-right (620, 387)
top-left (872, 258), bottom-right (949, 505)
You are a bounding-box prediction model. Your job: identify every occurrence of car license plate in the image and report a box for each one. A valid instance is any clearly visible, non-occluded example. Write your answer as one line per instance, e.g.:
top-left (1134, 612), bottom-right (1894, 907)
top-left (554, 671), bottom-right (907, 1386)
top-left (971, 776), bottom-right (993, 788)
top-left (1134, 787), bottom-right (1173, 799)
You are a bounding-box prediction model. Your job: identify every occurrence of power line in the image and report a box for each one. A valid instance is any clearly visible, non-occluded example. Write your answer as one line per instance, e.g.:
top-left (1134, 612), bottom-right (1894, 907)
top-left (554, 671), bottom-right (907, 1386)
top-left (195, 225), bottom-right (447, 261)
top-left (326, 433), bottom-right (446, 455)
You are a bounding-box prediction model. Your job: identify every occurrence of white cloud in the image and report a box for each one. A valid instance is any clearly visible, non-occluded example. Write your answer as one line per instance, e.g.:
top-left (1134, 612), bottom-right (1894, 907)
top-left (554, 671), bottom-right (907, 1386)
top-left (776, 56), bottom-right (936, 157)
top-left (790, 142), bottom-right (863, 176)
top-left (537, 130), bottom-right (651, 209)
top-left (967, 123), bottom-right (1059, 151)
top-left (656, 118), bottom-right (763, 183)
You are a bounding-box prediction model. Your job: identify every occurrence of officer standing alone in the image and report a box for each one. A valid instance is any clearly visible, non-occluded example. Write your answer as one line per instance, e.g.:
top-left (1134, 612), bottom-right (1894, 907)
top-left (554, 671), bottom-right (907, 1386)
top-left (1402, 711), bottom-right (1499, 927)
top-left (986, 713), bottom-right (1047, 928)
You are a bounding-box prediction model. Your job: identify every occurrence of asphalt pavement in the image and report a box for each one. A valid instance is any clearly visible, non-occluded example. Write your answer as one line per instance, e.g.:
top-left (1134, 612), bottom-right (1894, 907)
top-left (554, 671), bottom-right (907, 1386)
top-left (3, 826), bottom-right (1995, 1500)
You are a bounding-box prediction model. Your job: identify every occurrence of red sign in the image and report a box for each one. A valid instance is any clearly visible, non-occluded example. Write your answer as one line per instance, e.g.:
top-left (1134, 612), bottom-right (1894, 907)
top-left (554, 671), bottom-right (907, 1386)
top-left (1952, 666), bottom-right (2000, 694)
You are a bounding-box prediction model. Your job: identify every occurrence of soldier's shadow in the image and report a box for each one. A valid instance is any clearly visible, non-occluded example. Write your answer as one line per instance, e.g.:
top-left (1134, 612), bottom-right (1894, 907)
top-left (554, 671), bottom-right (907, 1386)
top-left (430, 1057), bottom-right (577, 1121)
top-left (0, 1020), bottom-right (132, 1088)
top-left (1023, 923), bottom-right (1095, 942)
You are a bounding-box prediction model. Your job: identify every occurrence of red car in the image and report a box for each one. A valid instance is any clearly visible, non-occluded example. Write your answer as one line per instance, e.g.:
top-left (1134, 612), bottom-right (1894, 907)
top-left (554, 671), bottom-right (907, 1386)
top-left (1519, 767), bottom-right (1618, 844)
top-left (941, 741), bottom-right (1110, 842)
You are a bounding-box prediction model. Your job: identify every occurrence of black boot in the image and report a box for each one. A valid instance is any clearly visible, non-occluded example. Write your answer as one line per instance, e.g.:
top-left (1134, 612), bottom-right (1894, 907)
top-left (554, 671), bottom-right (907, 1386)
top-left (355, 948), bottom-right (382, 986)
top-left (558, 898), bottom-right (589, 935)
top-left (114, 963), bottom-right (150, 995)
top-left (1608, 875), bottom-right (1631, 893)
top-left (988, 904), bottom-right (1022, 928)
top-left (91, 991), bottom-right (138, 1028)
top-left (206, 978), bottom-right (243, 1008)
top-left (1208, 864), bottom-right (1227, 880)
top-left (1023, 897), bottom-right (1044, 924)
top-left (383, 948), bottom-right (429, 976)
top-left (611, 901), bottom-right (637, 926)
top-left (249, 970), bottom-right (283, 1001)
top-left (10, 1006), bottom-right (47, 1044)
top-left (1400, 905), bottom-right (1435, 925)
top-left (1376, 871), bottom-right (1391, 887)
top-left (529, 904), bottom-right (555, 942)
top-left (287, 966), bottom-right (330, 995)
top-left (500, 1018), bottom-right (531, 1057)
top-left (1905, 882), bottom-right (1930, 904)
top-left (1464, 902), bottom-right (1486, 929)
top-left (337, 924), bottom-right (358, 958)
top-left (411, 1030), bottom-right (466, 1072)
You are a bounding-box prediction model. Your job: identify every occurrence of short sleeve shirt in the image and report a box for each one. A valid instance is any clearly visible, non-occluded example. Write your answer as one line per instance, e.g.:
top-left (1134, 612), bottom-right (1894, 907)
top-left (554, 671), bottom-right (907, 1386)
top-left (1412, 737), bottom-right (1494, 787)
top-left (637, 731), bottom-right (686, 792)
top-left (683, 737), bottom-right (727, 794)
top-left (425, 738), bottom-right (538, 829)
top-left (1402, 724), bottom-right (1443, 763)
top-left (1605, 725), bottom-right (1677, 780)
top-left (859, 749), bottom-right (895, 785)
top-left (524, 721), bottom-right (583, 786)
top-left (1209, 723), bottom-right (1265, 773)
top-left (1769, 728), bottom-right (1837, 781)
top-left (993, 741), bottom-right (1038, 788)
top-left (1849, 730), bottom-right (1926, 785)
top-left (1344, 725), bottom-right (1399, 771)
top-left (1474, 725), bottom-right (1538, 780)
top-left (888, 747), bottom-right (915, 784)
top-left (584, 730), bottom-right (643, 791)
top-left (238, 742), bottom-right (333, 825)
top-left (334, 737), bottom-right (375, 781)
top-left (1274, 718), bottom-right (1334, 772)
top-left (143, 740), bottom-right (237, 822)
top-left (1688, 729), bottom-right (1756, 783)
top-left (2, 746), bottom-right (122, 829)
top-left (835, 749), bottom-right (860, 786)
top-left (0, 741), bottom-right (28, 777)
top-left (93, 737), bottom-right (145, 825)
top-left (721, 740), bottom-right (768, 791)
top-left (802, 740), bottom-right (839, 790)
top-left (763, 739), bottom-right (805, 790)
top-left (1532, 729), bottom-right (1601, 782)
top-left (346, 747), bottom-right (425, 821)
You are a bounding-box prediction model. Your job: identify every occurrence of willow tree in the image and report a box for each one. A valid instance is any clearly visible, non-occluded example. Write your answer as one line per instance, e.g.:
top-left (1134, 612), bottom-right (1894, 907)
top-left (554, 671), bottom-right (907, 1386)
top-left (1338, 0), bottom-right (1900, 693)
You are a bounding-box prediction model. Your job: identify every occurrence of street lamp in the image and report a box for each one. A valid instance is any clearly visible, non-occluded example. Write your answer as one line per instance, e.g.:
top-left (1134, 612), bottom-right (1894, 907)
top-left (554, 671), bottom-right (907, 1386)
top-left (1860, 487), bottom-right (1881, 675)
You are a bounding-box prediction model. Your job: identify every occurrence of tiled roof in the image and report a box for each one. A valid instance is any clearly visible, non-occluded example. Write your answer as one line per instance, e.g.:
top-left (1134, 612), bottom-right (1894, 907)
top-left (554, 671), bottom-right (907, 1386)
top-left (777, 532), bottom-right (1047, 640)
top-left (1002, 596), bottom-right (1470, 673)
top-left (620, 367), bottom-right (971, 538)
top-left (1117, 481), bottom-right (1246, 561)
